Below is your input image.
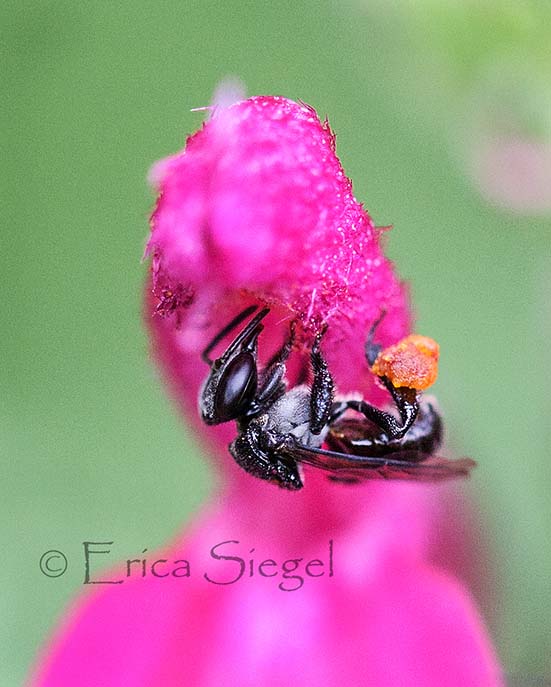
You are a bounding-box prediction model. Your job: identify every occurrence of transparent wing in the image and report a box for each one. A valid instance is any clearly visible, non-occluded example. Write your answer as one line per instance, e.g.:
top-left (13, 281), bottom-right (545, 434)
top-left (285, 441), bottom-right (475, 483)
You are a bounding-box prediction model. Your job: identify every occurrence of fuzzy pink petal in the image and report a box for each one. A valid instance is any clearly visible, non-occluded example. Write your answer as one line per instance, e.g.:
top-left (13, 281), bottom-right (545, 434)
top-left (31, 96), bottom-right (503, 686)
top-left (146, 96), bottom-right (409, 376)
top-left (31, 498), bottom-right (502, 687)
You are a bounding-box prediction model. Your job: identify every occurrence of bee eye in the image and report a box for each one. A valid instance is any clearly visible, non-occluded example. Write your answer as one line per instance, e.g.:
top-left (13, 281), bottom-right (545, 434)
top-left (214, 352), bottom-right (258, 421)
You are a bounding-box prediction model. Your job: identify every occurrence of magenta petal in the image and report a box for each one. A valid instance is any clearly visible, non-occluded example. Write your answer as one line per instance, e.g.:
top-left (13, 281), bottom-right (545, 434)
top-left (31, 96), bottom-right (503, 686)
top-left (31, 502), bottom-right (502, 687)
top-left (146, 96), bottom-right (407, 330)
top-left (30, 480), bottom-right (503, 686)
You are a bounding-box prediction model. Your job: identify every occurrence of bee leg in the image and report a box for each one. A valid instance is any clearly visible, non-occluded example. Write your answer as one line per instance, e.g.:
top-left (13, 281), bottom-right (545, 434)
top-left (264, 319), bottom-right (296, 371)
top-left (310, 325), bottom-right (335, 435)
top-left (254, 320), bottom-right (297, 407)
top-left (328, 400), bottom-right (350, 424)
top-left (340, 382), bottom-right (419, 440)
top-left (327, 311), bottom-right (419, 440)
top-left (381, 377), bottom-right (419, 437)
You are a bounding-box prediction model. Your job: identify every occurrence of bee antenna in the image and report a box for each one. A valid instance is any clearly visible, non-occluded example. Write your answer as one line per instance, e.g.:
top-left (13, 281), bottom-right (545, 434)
top-left (202, 305), bottom-right (267, 365)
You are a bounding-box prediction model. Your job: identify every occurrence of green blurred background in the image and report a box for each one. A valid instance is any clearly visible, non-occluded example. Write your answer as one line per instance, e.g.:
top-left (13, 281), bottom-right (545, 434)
top-left (2, 1), bottom-right (550, 684)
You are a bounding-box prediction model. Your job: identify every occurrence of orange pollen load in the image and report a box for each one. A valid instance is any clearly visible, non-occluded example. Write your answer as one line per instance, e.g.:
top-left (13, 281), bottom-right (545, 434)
top-left (370, 335), bottom-right (440, 391)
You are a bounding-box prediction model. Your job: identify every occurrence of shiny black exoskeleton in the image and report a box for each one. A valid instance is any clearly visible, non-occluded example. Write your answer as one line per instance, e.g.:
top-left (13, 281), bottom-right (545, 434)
top-left (199, 306), bottom-right (474, 490)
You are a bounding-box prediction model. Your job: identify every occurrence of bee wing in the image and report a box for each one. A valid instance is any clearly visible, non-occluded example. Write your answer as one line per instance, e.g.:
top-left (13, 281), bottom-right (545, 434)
top-left (285, 442), bottom-right (475, 483)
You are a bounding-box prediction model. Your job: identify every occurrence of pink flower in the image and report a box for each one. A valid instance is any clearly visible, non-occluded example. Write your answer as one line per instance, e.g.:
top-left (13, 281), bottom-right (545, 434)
top-left (30, 96), bottom-right (503, 686)
top-left (470, 135), bottom-right (551, 215)
top-left (461, 55), bottom-right (551, 216)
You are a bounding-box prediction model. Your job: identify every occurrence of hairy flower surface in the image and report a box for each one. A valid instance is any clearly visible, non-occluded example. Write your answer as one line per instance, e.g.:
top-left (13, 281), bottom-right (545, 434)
top-left (31, 96), bottom-right (503, 686)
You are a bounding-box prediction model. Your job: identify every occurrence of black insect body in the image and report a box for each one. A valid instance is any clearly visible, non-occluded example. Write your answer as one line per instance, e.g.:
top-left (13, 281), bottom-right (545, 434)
top-left (199, 305), bottom-right (475, 490)
top-left (200, 305), bottom-right (333, 489)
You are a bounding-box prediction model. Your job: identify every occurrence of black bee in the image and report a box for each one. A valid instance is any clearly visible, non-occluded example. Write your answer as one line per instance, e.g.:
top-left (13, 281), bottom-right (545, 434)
top-left (199, 305), bottom-right (475, 490)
